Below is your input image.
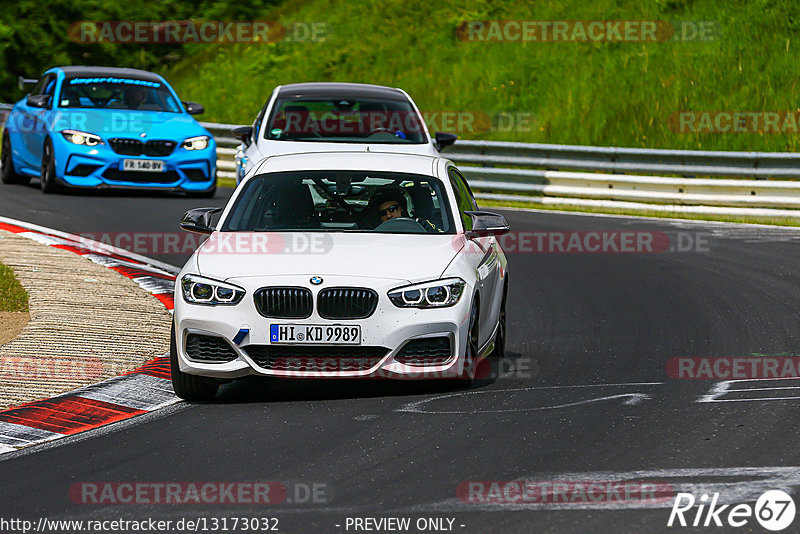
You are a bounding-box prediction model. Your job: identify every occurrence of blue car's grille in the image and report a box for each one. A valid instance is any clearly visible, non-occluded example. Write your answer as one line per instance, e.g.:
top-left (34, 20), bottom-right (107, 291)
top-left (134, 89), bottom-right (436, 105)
top-left (108, 138), bottom-right (177, 157)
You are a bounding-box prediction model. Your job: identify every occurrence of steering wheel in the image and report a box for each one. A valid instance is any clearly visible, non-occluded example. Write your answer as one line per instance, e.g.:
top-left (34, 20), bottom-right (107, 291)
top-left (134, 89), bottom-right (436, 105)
top-left (364, 127), bottom-right (399, 137)
top-left (374, 217), bottom-right (427, 233)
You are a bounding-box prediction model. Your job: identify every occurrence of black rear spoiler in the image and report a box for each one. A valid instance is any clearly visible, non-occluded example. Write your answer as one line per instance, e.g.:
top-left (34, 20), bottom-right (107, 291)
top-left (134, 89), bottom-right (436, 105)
top-left (17, 76), bottom-right (37, 90)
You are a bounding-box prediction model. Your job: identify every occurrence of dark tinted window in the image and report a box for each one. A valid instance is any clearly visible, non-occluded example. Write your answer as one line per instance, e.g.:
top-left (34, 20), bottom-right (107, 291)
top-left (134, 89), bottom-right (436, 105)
top-left (264, 97), bottom-right (427, 143)
top-left (223, 171), bottom-right (454, 234)
top-left (448, 167), bottom-right (478, 230)
top-left (58, 77), bottom-right (180, 112)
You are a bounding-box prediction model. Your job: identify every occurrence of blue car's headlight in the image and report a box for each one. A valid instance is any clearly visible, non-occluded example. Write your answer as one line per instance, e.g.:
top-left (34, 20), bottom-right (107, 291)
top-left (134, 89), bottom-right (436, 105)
top-left (61, 130), bottom-right (103, 146)
top-left (181, 274), bottom-right (245, 305)
top-left (388, 278), bottom-right (466, 308)
top-left (182, 136), bottom-right (210, 151)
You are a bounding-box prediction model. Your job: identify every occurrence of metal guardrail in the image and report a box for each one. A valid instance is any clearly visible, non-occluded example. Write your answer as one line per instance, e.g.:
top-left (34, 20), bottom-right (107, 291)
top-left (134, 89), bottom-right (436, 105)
top-left (3, 105), bottom-right (800, 218)
top-left (206, 121), bottom-right (800, 217)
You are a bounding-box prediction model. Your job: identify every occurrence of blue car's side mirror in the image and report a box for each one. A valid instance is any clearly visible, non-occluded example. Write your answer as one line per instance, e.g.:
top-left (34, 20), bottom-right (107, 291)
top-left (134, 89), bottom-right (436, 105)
top-left (26, 95), bottom-right (50, 109)
top-left (182, 101), bottom-right (205, 115)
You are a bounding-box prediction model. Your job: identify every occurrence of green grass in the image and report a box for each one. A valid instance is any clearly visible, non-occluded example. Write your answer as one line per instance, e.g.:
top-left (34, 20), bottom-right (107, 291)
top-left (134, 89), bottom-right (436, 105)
top-left (0, 262), bottom-right (28, 312)
top-left (166, 0), bottom-right (800, 152)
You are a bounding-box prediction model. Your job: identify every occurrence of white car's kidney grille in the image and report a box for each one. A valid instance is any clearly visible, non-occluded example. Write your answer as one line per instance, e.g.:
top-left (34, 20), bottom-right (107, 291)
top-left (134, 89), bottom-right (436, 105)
top-left (185, 333), bottom-right (238, 362)
top-left (317, 288), bottom-right (378, 319)
top-left (395, 336), bottom-right (453, 366)
top-left (254, 287), bottom-right (313, 318)
top-left (244, 345), bottom-right (388, 372)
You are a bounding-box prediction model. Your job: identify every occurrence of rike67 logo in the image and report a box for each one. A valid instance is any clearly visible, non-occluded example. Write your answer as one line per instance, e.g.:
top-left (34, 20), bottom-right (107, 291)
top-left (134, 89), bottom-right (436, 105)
top-left (668, 490), bottom-right (795, 531)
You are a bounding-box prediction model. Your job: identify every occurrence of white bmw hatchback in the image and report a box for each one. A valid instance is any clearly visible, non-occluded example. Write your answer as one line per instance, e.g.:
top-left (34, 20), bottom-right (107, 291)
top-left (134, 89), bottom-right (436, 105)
top-left (172, 151), bottom-right (509, 400)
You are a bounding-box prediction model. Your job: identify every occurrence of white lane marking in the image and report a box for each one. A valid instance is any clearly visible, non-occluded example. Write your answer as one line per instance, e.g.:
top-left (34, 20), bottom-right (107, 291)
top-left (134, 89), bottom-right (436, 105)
top-left (0, 215), bottom-right (179, 274)
top-left (413, 466), bottom-right (800, 511)
top-left (0, 444), bottom-right (14, 454)
top-left (131, 275), bottom-right (175, 295)
top-left (77, 374), bottom-right (178, 411)
top-left (82, 253), bottom-right (174, 277)
top-left (698, 378), bottom-right (800, 403)
top-left (397, 383), bottom-right (661, 414)
top-left (0, 421), bottom-right (64, 449)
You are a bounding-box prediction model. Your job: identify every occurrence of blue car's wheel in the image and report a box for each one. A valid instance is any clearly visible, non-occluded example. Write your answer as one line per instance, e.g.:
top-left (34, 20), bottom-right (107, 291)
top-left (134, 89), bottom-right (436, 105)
top-left (1, 133), bottom-right (29, 185)
top-left (40, 139), bottom-right (62, 194)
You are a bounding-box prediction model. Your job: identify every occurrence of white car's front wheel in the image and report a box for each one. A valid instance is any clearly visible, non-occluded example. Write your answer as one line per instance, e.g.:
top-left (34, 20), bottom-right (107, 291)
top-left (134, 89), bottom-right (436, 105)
top-left (457, 302), bottom-right (480, 386)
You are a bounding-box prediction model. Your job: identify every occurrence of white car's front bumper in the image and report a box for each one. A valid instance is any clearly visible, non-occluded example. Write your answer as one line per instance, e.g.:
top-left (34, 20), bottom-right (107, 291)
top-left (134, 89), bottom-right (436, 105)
top-left (173, 274), bottom-right (473, 379)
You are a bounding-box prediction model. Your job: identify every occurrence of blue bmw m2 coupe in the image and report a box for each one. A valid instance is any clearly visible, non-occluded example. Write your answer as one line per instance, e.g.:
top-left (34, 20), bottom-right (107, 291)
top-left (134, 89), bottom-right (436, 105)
top-left (1, 66), bottom-right (216, 196)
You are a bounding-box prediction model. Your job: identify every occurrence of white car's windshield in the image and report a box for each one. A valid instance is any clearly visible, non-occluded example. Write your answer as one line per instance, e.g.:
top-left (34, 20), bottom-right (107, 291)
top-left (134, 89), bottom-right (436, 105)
top-left (222, 171), bottom-right (455, 234)
top-left (264, 98), bottom-right (427, 144)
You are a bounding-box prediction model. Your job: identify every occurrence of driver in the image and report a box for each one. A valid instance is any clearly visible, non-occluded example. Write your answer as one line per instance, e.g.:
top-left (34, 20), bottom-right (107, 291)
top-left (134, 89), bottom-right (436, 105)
top-left (370, 187), bottom-right (409, 224)
top-left (123, 86), bottom-right (147, 109)
top-left (368, 186), bottom-right (441, 232)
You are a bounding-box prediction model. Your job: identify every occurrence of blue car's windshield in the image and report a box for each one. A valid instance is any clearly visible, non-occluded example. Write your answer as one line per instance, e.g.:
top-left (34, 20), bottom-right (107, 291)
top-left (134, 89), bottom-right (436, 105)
top-left (59, 77), bottom-right (182, 113)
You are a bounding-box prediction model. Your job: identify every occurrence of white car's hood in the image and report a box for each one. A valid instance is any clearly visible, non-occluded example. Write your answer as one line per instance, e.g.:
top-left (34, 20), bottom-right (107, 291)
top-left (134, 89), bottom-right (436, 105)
top-left (195, 232), bottom-right (461, 283)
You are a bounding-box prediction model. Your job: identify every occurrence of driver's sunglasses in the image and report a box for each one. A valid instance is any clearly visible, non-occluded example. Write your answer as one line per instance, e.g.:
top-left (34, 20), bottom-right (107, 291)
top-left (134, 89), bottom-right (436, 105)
top-left (381, 204), bottom-right (401, 215)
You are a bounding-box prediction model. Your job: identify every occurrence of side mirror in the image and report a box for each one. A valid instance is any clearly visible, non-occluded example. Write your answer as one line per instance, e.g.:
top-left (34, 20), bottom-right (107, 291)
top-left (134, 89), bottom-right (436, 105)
top-left (26, 94), bottom-right (50, 109)
top-left (434, 132), bottom-right (458, 151)
top-left (464, 211), bottom-right (510, 238)
top-left (180, 207), bottom-right (223, 234)
top-left (232, 125), bottom-right (253, 147)
top-left (183, 101), bottom-right (205, 115)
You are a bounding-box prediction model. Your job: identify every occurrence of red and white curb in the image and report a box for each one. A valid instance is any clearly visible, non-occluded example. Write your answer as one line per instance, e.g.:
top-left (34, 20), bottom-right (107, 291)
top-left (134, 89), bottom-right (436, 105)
top-left (0, 216), bottom-right (180, 454)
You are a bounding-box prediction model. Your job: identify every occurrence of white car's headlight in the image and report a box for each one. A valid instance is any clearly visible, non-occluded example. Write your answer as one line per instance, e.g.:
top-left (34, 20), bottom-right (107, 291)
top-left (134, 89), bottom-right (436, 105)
top-left (181, 274), bottom-right (245, 305)
top-left (61, 130), bottom-right (103, 146)
top-left (388, 278), bottom-right (466, 308)
top-left (182, 135), bottom-right (210, 151)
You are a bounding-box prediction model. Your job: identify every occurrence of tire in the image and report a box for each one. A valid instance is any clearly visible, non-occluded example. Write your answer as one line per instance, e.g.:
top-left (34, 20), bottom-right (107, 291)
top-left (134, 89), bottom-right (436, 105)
top-left (457, 302), bottom-right (480, 387)
top-left (170, 322), bottom-right (219, 401)
top-left (1, 133), bottom-right (29, 185)
top-left (489, 280), bottom-right (508, 359)
top-left (40, 139), bottom-right (62, 194)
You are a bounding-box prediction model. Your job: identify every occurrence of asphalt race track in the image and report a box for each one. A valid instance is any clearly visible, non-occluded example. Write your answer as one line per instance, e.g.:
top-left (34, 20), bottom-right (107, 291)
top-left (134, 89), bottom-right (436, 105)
top-left (1, 182), bottom-right (800, 533)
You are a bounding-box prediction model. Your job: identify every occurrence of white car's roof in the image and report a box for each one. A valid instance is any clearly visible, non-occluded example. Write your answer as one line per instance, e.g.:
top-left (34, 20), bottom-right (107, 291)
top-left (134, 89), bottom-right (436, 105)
top-left (252, 151), bottom-right (442, 177)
